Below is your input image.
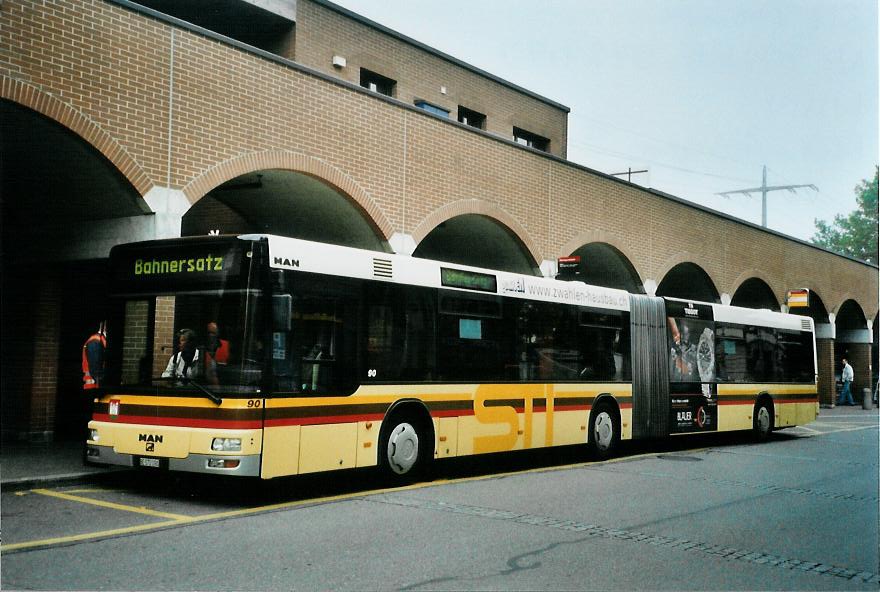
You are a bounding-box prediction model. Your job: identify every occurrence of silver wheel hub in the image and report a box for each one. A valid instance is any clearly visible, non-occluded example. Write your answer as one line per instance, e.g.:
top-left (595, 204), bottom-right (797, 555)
top-left (756, 407), bottom-right (770, 432)
top-left (387, 422), bottom-right (419, 475)
top-left (594, 411), bottom-right (614, 451)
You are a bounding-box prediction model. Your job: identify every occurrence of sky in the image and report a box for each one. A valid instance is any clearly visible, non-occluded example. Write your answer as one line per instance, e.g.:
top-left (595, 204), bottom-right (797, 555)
top-left (333, 0), bottom-right (878, 243)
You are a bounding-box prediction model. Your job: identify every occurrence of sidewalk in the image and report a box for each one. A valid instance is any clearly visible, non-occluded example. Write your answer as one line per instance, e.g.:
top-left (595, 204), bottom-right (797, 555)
top-left (0, 439), bottom-right (127, 492)
top-left (1, 404), bottom-right (876, 492)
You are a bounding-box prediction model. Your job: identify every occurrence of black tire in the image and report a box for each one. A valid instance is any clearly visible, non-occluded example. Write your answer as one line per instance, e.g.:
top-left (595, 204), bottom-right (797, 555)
top-left (752, 399), bottom-right (774, 442)
top-left (379, 415), bottom-right (429, 482)
top-left (588, 401), bottom-right (620, 459)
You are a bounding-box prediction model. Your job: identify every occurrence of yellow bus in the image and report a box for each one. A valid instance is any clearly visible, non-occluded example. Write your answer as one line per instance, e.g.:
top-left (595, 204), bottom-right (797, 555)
top-left (86, 234), bottom-right (818, 480)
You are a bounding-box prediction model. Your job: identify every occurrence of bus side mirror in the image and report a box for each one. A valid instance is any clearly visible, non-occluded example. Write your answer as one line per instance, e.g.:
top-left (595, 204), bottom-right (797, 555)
top-left (273, 295), bottom-right (292, 331)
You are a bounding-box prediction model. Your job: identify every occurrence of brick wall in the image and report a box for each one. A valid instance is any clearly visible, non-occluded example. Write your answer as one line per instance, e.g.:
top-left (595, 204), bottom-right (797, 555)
top-left (29, 272), bottom-right (62, 441)
top-left (0, 0), bottom-right (874, 326)
top-left (293, 0), bottom-right (569, 158)
top-left (153, 296), bottom-right (176, 379)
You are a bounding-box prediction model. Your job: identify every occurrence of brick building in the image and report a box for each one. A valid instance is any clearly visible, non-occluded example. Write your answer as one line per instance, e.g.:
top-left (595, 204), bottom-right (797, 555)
top-left (1, 0), bottom-right (877, 441)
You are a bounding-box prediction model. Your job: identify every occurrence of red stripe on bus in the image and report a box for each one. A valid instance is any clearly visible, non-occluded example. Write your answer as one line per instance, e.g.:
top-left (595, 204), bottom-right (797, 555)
top-left (431, 409), bottom-right (475, 418)
top-left (264, 413), bottom-right (386, 427)
top-left (92, 413), bottom-right (261, 429)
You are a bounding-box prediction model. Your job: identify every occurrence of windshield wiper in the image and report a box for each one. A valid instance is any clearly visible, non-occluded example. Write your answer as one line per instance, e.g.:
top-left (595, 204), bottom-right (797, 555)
top-left (153, 376), bottom-right (223, 405)
top-left (181, 377), bottom-right (223, 405)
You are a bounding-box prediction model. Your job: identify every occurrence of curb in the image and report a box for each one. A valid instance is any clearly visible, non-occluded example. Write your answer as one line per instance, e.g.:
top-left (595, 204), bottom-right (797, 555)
top-left (2, 468), bottom-right (131, 493)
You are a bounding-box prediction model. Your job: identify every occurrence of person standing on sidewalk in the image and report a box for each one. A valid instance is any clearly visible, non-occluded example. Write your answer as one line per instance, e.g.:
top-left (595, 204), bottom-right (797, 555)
top-left (836, 358), bottom-right (855, 406)
top-left (82, 321), bottom-right (107, 391)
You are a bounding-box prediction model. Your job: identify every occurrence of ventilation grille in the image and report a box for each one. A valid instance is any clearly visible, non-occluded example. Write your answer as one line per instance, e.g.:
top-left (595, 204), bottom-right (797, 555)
top-left (373, 258), bottom-right (393, 278)
top-left (801, 319), bottom-right (812, 332)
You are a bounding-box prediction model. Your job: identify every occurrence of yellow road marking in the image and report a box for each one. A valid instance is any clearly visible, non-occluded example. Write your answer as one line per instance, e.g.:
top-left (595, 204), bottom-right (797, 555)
top-left (0, 520), bottom-right (188, 552)
top-left (0, 446), bottom-right (727, 553)
top-left (30, 488), bottom-right (190, 520)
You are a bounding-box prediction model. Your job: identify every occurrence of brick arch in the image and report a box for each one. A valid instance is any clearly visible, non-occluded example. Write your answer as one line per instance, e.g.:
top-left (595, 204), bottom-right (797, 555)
top-left (839, 295), bottom-right (879, 324)
top-left (558, 230), bottom-right (646, 281)
top-left (1, 76), bottom-right (153, 196)
top-left (410, 199), bottom-right (543, 266)
top-left (655, 251), bottom-right (721, 287)
top-left (181, 150), bottom-right (395, 240)
top-left (728, 269), bottom-right (783, 302)
top-left (655, 251), bottom-right (722, 302)
top-left (832, 294), bottom-right (870, 325)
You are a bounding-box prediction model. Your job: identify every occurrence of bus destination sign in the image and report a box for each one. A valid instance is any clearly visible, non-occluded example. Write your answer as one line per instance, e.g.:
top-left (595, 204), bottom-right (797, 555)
top-left (133, 253), bottom-right (228, 276)
top-left (111, 240), bottom-right (247, 293)
top-left (440, 267), bottom-right (497, 293)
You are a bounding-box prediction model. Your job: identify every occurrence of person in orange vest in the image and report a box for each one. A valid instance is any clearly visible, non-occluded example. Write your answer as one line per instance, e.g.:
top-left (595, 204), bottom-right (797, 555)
top-left (206, 321), bottom-right (230, 365)
top-left (82, 321), bottom-right (107, 391)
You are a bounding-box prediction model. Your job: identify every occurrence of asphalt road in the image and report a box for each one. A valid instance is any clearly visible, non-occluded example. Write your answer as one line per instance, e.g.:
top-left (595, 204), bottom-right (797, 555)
top-left (2, 413), bottom-right (878, 591)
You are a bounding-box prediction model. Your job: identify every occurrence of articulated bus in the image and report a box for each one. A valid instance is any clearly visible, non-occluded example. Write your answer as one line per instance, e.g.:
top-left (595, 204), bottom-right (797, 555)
top-left (86, 234), bottom-right (818, 479)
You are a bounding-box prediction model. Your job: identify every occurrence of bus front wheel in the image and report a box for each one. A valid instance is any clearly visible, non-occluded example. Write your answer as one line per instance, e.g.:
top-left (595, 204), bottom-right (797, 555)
top-left (588, 401), bottom-right (620, 459)
top-left (380, 417), bottom-right (427, 481)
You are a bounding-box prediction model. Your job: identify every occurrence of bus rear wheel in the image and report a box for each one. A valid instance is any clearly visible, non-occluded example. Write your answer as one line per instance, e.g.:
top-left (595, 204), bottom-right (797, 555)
top-left (380, 417), bottom-right (428, 482)
top-left (752, 400), bottom-right (774, 442)
top-left (588, 401), bottom-right (619, 459)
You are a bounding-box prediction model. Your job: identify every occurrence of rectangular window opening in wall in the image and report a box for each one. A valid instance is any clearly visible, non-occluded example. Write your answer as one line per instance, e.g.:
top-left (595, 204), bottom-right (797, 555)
top-left (513, 127), bottom-right (550, 152)
top-left (458, 106), bottom-right (486, 130)
top-left (415, 100), bottom-right (450, 118)
top-left (360, 68), bottom-right (396, 97)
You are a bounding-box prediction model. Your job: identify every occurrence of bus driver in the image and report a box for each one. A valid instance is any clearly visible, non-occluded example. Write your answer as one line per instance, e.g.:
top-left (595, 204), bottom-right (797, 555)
top-left (162, 328), bottom-right (203, 381)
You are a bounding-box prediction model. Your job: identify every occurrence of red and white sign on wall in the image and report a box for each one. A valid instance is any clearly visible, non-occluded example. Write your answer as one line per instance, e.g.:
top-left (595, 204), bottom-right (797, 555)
top-left (786, 289), bottom-right (809, 308)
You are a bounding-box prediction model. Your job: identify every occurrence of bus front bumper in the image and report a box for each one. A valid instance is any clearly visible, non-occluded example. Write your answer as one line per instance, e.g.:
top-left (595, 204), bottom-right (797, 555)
top-left (85, 444), bottom-right (261, 477)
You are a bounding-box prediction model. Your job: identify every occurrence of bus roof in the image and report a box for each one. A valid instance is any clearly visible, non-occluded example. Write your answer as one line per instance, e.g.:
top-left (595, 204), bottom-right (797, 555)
top-left (249, 234), bottom-right (631, 311)
top-left (664, 296), bottom-right (814, 332)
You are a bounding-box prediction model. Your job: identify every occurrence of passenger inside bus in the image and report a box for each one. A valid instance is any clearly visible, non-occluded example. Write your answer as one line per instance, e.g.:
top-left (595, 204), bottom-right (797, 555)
top-left (161, 328), bottom-right (203, 382)
top-left (204, 321), bottom-right (230, 385)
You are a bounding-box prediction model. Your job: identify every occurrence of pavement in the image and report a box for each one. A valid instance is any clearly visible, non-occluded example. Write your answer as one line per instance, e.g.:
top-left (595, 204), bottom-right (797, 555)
top-left (1, 403), bottom-right (876, 492)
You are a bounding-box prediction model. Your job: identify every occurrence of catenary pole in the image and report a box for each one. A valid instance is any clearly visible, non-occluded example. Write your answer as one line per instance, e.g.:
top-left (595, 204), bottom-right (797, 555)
top-left (716, 165), bottom-right (817, 227)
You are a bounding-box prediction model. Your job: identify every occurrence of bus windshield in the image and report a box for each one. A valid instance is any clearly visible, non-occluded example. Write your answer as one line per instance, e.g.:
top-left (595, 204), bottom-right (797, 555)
top-left (105, 238), bottom-right (266, 395)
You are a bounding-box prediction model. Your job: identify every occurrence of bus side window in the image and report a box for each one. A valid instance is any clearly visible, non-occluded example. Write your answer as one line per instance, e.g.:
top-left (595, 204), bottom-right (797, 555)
top-left (437, 291), bottom-right (504, 381)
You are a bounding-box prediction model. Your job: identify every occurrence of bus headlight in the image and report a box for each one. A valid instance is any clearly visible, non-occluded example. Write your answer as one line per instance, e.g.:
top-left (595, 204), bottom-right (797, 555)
top-left (211, 437), bottom-right (241, 452)
top-left (90, 429), bottom-right (100, 442)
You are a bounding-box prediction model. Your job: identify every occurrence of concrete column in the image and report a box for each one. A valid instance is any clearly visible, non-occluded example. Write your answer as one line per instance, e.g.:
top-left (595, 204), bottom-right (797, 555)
top-left (143, 186), bottom-right (190, 240)
top-left (389, 232), bottom-right (416, 256)
top-left (816, 338), bottom-right (836, 406)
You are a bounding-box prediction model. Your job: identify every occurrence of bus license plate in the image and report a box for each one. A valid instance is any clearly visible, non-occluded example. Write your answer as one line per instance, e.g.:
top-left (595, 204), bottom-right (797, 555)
top-left (139, 457), bottom-right (161, 468)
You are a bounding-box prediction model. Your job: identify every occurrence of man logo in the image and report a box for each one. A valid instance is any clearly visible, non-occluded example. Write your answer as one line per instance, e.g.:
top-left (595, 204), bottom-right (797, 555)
top-left (146, 442), bottom-right (155, 452)
top-left (273, 256), bottom-right (300, 268)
